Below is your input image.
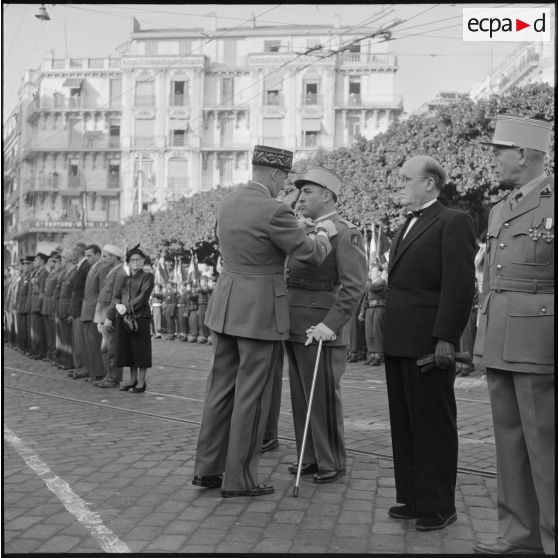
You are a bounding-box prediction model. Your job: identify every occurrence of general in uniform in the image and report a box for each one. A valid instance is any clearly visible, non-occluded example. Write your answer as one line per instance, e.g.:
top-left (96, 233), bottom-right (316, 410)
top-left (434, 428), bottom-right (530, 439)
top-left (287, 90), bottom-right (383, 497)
top-left (284, 167), bottom-right (367, 483)
top-left (473, 116), bottom-right (554, 555)
top-left (193, 145), bottom-right (336, 497)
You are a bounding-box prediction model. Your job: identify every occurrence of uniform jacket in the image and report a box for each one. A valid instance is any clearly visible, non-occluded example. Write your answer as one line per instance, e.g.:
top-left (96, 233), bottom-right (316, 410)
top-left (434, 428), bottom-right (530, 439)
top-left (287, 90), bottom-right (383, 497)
top-left (474, 174), bottom-right (554, 374)
top-left (285, 214), bottom-right (368, 346)
top-left (384, 200), bottom-right (476, 358)
top-left (205, 181), bottom-right (331, 341)
top-left (94, 263), bottom-right (126, 323)
top-left (58, 266), bottom-right (77, 320)
top-left (198, 287), bottom-right (210, 306)
top-left (41, 268), bottom-right (58, 315)
top-left (30, 266), bottom-right (49, 314)
top-left (112, 269), bottom-right (154, 319)
top-left (51, 268), bottom-right (67, 318)
top-left (68, 258), bottom-right (91, 318)
top-left (360, 277), bottom-right (387, 314)
top-left (164, 290), bottom-right (178, 317)
top-left (80, 259), bottom-right (108, 321)
top-left (16, 272), bottom-right (29, 313)
top-left (186, 289), bottom-right (199, 312)
top-left (23, 269), bottom-right (37, 314)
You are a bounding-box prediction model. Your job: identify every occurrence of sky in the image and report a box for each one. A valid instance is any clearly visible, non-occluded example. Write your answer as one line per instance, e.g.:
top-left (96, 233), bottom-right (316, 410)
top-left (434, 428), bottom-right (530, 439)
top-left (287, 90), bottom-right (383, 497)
top-left (1, 3), bottom-right (555, 119)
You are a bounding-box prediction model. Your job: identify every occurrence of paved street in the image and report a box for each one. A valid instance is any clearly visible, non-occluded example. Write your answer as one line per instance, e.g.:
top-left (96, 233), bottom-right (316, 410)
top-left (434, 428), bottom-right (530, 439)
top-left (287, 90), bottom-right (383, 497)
top-left (3, 341), bottom-right (499, 554)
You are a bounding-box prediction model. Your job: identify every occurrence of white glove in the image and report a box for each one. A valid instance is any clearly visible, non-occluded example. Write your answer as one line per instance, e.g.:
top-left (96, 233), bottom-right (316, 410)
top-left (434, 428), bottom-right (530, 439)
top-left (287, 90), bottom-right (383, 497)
top-left (298, 217), bottom-right (315, 229)
top-left (116, 303), bottom-right (127, 316)
top-left (305, 322), bottom-right (337, 346)
top-left (316, 219), bottom-right (338, 239)
top-left (97, 323), bottom-right (103, 333)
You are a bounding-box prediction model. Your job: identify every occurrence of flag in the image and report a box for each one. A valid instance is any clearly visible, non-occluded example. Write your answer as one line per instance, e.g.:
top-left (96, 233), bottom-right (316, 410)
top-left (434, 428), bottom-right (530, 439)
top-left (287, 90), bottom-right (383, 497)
top-left (363, 230), bottom-right (369, 268)
top-left (123, 245), bottom-right (130, 276)
top-left (174, 256), bottom-right (183, 285)
top-left (369, 224), bottom-right (377, 268)
top-left (187, 250), bottom-right (200, 284)
top-left (377, 226), bottom-right (391, 265)
top-left (154, 255), bottom-right (168, 285)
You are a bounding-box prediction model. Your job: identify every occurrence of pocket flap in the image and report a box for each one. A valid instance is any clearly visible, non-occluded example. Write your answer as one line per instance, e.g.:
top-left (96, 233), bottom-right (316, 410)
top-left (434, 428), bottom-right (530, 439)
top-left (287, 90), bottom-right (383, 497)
top-left (508, 294), bottom-right (554, 317)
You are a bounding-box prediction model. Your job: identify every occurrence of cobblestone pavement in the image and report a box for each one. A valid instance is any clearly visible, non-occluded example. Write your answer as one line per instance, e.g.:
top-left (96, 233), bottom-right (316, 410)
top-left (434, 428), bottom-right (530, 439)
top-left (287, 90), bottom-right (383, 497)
top-left (3, 341), bottom-right (498, 553)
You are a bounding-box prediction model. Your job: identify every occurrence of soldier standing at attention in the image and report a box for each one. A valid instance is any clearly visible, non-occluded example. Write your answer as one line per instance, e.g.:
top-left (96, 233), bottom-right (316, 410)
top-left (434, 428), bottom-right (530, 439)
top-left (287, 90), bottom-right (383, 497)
top-left (284, 167), bottom-right (367, 484)
top-left (473, 116), bottom-right (554, 556)
top-left (15, 258), bottom-right (32, 353)
top-left (192, 145), bottom-right (336, 497)
top-left (41, 252), bottom-right (61, 365)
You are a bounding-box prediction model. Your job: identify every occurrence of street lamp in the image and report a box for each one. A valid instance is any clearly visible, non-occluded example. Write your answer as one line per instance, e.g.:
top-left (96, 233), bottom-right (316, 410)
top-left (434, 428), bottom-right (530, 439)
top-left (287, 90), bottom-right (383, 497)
top-left (34, 4), bottom-right (50, 21)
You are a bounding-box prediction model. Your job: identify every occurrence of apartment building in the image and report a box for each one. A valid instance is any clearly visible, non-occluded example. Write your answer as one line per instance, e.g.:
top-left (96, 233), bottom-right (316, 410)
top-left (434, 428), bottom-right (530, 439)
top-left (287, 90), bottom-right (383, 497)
top-left (4, 16), bottom-right (402, 259)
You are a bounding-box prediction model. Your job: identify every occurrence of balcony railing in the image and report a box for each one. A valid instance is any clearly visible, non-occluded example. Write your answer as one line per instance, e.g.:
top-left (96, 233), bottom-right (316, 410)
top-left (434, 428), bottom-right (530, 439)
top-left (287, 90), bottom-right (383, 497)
top-left (348, 94), bottom-right (362, 106)
top-left (133, 136), bottom-right (157, 149)
top-left (168, 178), bottom-right (189, 193)
top-left (261, 136), bottom-right (285, 148)
top-left (263, 92), bottom-right (284, 106)
top-left (26, 95), bottom-right (121, 118)
top-left (339, 52), bottom-right (397, 67)
top-left (303, 93), bottom-right (321, 106)
top-left (108, 175), bottom-right (120, 189)
top-left (22, 136), bottom-right (122, 156)
top-left (170, 94), bottom-right (190, 107)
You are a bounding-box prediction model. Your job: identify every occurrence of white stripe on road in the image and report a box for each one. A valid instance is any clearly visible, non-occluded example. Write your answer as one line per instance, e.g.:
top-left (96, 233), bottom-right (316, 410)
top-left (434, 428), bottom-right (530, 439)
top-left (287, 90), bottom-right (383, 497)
top-left (3, 426), bottom-right (131, 553)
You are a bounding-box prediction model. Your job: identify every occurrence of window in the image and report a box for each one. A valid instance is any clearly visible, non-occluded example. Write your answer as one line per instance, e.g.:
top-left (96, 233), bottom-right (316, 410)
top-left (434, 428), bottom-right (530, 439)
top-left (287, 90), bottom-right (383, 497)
top-left (134, 119), bottom-right (154, 148)
top-left (109, 124), bottom-right (120, 148)
top-left (262, 118), bottom-right (283, 145)
top-left (220, 114), bottom-right (234, 144)
top-left (135, 80), bottom-right (155, 106)
top-left (264, 75), bottom-right (283, 105)
top-left (264, 40), bottom-right (281, 53)
top-left (170, 80), bottom-right (188, 106)
top-left (347, 117), bottom-right (361, 143)
top-left (168, 158), bottom-right (188, 194)
top-left (349, 77), bottom-right (361, 105)
top-left (171, 129), bottom-right (186, 146)
top-left (302, 131), bottom-right (320, 148)
top-left (221, 78), bottom-right (234, 106)
top-left (303, 81), bottom-right (320, 105)
top-left (179, 39), bottom-right (192, 55)
top-left (109, 79), bottom-right (122, 108)
top-left (219, 156), bottom-right (233, 185)
top-left (69, 163), bottom-right (79, 177)
top-left (145, 41), bottom-right (158, 55)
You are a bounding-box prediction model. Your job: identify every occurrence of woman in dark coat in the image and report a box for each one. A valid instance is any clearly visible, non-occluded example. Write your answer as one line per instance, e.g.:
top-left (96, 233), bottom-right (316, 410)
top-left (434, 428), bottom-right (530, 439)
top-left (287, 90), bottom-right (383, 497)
top-left (113, 245), bottom-right (154, 393)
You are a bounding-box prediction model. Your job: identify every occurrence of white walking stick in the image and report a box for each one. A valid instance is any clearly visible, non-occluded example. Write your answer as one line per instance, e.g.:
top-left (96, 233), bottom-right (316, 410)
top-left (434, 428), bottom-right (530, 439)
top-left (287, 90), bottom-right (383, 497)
top-left (293, 338), bottom-right (323, 497)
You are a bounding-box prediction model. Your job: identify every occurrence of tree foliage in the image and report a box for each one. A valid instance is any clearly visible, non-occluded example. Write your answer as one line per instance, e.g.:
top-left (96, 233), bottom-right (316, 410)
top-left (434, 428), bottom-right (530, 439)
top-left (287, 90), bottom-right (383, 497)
top-left (63, 84), bottom-right (554, 261)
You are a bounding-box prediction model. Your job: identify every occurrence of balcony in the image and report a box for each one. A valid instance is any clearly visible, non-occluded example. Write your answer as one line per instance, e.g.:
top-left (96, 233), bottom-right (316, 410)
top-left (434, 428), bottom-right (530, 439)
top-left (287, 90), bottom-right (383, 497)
top-left (261, 136), bottom-right (285, 148)
top-left (338, 52), bottom-right (397, 69)
top-left (263, 92), bottom-right (284, 106)
top-left (26, 95), bottom-right (121, 120)
top-left (49, 58), bottom-right (121, 71)
top-left (22, 135), bottom-right (122, 158)
top-left (132, 136), bottom-right (157, 149)
top-left (134, 95), bottom-right (156, 107)
top-left (170, 94), bottom-right (190, 107)
top-left (303, 93), bottom-right (321, 106)
top-left (167, 178), bottom-right (190, 197)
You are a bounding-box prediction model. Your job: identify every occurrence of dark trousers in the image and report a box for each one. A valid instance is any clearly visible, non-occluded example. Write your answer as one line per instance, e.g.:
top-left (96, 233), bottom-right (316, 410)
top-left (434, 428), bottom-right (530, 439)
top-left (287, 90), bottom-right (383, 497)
top-left (165, 309), bottom-right (176, 336)
top-left (286, 341), bottom-right (347, 471)
top-left (198, 304), bottom-right (209, 339)
top-left (348, 310), bottom-right (366, 357)
top-left (264, 345), bottom-right (284, 441)
top-left (31, 312), bottom-right (47, 357)
top-left (384, 355), bottom-right (457, 514)
top-left (42, 315), bottom-right (55, 359)
top-left (83, 321), bottom-right (104, 378)
top-left (100, 323), bottom-right (123, 382)
top-left (194, 332), bottom-right (281, 492)
top-left (188, 310), bottom-right (199, 339)
top-left (60, 318), bottom-right (74, 368)
top-left (72, 317), bottom-right (85, 369)
top-left (18, 313), bottom-right (29, 352)
top-left (364, 306), bottom-right (384, 354)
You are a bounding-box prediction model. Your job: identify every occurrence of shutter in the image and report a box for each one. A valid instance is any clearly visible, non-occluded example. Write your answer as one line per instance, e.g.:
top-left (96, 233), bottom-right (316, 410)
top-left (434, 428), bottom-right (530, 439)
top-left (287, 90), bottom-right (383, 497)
top-left (263, 118), bottom-right (283, 136)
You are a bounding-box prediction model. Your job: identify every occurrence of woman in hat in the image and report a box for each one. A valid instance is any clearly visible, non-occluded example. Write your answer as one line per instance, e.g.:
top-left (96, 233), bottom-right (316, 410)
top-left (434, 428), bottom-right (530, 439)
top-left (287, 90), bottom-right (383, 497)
top-left (112, 245), bottom-right (155, 393)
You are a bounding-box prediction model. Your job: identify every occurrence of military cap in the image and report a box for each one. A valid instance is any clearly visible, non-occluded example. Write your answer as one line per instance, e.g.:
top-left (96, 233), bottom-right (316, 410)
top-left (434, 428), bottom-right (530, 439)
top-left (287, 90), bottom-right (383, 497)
top-left (295, 166), bottom-right (342, 197)
top-left (36, 252), bottom-right (49, 262)
top-left (25, 256), bottom-right (35, 263)
top-left (252, 145), bottom-right (297, 173)
top-left (480, 115), bottom-right (553, 153)
top-left (49, 250), bottom-right (61, 258)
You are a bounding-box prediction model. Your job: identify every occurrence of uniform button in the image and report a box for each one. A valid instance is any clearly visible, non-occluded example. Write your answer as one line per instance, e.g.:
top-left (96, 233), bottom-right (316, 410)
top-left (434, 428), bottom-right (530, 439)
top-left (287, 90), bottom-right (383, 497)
top-left (541, 307), bottom-right (547, 313)
top-left (499, 243), bottom-right (505, 248)
top-left (496, 264), bottom-right (503, 270)
top-left (496, 289), bottom-right (502, 293)
top-left (503, 222), bottom-right (510, 228)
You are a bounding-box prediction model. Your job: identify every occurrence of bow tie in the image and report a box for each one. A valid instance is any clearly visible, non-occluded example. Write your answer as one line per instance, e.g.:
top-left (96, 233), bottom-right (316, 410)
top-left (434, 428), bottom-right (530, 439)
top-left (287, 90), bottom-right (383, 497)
top-left (404, 209), bottom-right (423, 220)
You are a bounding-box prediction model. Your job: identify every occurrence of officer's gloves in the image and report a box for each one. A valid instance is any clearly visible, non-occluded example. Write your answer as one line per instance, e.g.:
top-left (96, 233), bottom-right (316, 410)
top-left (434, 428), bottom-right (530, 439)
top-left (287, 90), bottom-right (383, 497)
top-left (305, 322), bottom-right (337, 345)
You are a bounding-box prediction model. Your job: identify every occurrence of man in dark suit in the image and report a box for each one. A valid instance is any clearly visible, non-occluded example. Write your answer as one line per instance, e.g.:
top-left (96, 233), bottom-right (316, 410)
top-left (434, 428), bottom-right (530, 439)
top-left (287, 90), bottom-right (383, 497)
top-left (384, 155), bottom-right (476, 531)
top-left (29, 252), bottom-right (50, 359)
top-left (284, 167), bottom-right (368, 483)
top-left (192, 145), bottom-right (337, 498)
top-left (473, 116), bottom-right (554, 555)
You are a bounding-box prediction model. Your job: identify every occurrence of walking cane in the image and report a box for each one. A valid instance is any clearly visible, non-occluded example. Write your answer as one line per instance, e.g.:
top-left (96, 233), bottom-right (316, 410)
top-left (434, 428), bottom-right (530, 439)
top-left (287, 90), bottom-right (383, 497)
top-left (293, 338), bottom-right (323, 497)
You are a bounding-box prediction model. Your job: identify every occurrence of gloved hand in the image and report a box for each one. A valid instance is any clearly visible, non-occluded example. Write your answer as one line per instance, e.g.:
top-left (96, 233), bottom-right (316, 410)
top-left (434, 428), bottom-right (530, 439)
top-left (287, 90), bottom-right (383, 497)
top-left (104, 318), bottom-right (114, 333)
top-left (357, 312), bottom-right (365, 322)
top-left (435, 339), bottom-right (455, 370)
top-left (97, 323), bottom-right (103, 334)
top-left (116, 303), bottom-right (127, 316)
top-left (66, 316), bottom-right (73, 324)
top-left (305, 322), bottom-right (337, 346)
top-left (316, 219), bottom-right (338, 239)
top-left (417, 351), bottom-right (470, 373)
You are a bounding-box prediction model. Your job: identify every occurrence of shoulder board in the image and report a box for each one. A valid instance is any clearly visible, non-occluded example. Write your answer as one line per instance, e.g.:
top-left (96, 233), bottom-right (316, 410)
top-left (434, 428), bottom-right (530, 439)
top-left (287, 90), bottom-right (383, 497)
top-left (339, 217), bottom-right (358, 229)
top-left (492, 191), bottom-right (509, 205)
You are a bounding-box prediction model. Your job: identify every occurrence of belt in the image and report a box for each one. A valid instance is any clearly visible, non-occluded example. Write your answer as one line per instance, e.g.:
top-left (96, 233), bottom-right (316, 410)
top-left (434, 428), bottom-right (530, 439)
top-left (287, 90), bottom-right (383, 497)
top-left (490, 277), bottom-right (554, 294)
top-left (286, 276), bottom-right (337, 290)
top-left (367, 300), bottom-right (385, 308)
top-left (222, 263), bottom-right (284, 275)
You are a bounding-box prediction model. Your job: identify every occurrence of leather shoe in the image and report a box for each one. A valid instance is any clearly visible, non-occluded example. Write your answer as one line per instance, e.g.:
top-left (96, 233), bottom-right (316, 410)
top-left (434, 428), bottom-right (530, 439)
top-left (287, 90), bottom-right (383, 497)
top-left (288, 462), bottom-right (319, 475)
top-left (261, 438), bottom-right (278, 453)
top-left (221, 484), bottom-right (274, 498)
top-left (346, 353), bottom-right (359, 363)
top-left (192, 475), bottom-right (223, 488)
top-left (416, 510), bottom-right (457, 531)
top-left (98, 380), bottom-right (119, 388)
top-left (388, 504), bottom-right (420, 519)
top-left (72, 372), bottom-right (88, 379)
top-left (313, 469), bottom-right (345, 483)
top-left (474, 538), bottom-right (544, 554)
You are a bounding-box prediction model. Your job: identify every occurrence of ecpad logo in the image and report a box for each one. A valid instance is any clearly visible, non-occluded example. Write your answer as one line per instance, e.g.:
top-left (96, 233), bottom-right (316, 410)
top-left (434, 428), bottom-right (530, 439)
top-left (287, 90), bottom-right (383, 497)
top-left (463, 8), bottom-right (551, 41)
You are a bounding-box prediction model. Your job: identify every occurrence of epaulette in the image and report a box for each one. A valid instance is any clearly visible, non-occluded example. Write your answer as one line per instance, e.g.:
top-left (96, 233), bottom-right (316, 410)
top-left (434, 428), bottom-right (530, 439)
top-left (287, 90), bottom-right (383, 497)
top-left (339, 217), bottom-right (358, 229)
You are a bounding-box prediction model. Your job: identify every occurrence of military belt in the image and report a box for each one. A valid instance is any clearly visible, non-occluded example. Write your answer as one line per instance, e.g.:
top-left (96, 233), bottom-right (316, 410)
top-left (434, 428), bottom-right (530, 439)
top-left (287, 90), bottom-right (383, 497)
top-left (367, 300), bottom-right (385, 308)
top-left (490, 277), bottom-right (554, 294)
top-left (223, 263), bottom-right (284, 275)
top-left (286, 276), bottom-right (337, 290)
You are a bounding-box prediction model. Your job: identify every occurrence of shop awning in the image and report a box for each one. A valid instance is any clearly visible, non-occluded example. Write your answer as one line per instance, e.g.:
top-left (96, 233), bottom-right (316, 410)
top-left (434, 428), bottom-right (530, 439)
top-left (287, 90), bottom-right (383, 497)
top-left (62, 78), bottom-right (84, 87)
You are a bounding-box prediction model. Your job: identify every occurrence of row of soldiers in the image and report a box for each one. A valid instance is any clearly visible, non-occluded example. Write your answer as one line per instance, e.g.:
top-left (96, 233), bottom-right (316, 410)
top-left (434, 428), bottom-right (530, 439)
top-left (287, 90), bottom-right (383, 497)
top-left (150, 277), bottom-right (215, 342)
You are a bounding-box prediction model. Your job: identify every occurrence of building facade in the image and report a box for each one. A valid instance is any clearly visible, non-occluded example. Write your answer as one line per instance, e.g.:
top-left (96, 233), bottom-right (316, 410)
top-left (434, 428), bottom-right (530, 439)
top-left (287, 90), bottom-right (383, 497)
top-left (4, 17), bottom-right (402, 260)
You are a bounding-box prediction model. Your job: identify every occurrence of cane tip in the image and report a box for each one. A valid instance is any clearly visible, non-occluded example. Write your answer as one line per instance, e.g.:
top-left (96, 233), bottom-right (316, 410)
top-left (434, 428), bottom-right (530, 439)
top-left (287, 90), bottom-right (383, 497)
top-left (293, 487), bottom-right (299, 497)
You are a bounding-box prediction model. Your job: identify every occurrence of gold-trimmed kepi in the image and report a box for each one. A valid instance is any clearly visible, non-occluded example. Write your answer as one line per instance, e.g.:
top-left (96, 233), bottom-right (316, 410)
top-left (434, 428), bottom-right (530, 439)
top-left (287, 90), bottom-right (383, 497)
top-left (480, 114), bottom-right (553, 153)
top-left (252, 145), bottom-right (297, 173)
top-left (295, 166), bottom-right (342, 197)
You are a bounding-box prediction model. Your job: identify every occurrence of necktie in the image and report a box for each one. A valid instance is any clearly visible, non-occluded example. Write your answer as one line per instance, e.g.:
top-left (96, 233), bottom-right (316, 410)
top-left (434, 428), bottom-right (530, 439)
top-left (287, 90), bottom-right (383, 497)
top-left (404, 209), bottom-right (423, 220)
